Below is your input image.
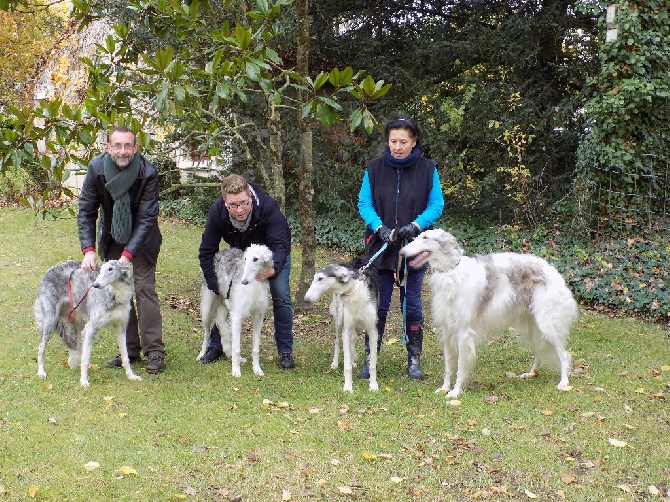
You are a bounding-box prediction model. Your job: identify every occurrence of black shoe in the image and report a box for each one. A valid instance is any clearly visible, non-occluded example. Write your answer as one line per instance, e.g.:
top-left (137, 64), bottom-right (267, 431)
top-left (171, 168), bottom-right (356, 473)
top-left (107, 354), bottom-right (141, 368)
top-left (146, 353), bottom-right (165, 374)
top-left (199, 347), bottom-right (224, 364)
top-left (357, 355), bottom-right (371, 379)
top-left (280, 353), bottom-right (295, 369)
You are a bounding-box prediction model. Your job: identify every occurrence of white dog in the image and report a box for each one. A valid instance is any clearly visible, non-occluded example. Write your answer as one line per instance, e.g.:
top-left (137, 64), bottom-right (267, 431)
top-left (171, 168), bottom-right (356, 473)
top-left (198, 244), bottom-right (273, 377)
top-left (400, 229), bottom-right (577, 398)
top-left (304, 262), bottom-right (380, 392)
top-left (35, 260), bottom-right (141, 387)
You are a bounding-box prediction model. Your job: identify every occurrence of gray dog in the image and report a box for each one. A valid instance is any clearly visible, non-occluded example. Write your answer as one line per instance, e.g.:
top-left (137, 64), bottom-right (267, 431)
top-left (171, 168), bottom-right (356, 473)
top-left (35, 260), bottom-right (141, 387)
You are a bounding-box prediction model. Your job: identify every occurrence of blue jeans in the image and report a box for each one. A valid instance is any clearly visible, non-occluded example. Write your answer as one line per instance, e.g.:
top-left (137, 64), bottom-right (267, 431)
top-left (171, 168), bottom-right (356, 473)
top-left (208, 255), bottom-right (294, 354)
top-left (378, 266), bottom-right (426, 326)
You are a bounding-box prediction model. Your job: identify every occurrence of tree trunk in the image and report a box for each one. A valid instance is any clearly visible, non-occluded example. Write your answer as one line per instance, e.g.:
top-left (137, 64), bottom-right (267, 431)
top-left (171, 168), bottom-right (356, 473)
top-left (295, 0), bottom-right (316, 307)
top-left (265, 95), bottom-right (285, 210)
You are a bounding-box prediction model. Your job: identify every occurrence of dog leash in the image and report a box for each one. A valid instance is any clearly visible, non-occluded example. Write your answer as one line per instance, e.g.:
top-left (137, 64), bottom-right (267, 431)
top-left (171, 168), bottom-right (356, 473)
top-left (359, 242), bottom-right (389, 272)
top-left (67, 271), bottom-right (95, 323)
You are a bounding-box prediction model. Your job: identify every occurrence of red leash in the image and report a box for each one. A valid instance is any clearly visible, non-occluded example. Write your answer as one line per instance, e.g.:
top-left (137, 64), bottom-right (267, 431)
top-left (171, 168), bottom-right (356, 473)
top-left (67, 271), bottom-right (94, 323)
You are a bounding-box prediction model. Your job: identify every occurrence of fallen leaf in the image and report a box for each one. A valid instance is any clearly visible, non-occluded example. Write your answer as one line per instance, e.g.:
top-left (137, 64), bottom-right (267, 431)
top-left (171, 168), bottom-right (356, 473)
top-left (661, 365), bottom-right (670, 372)
top-left (362, 451), bottom-right (377, 460)
top-left (387, 338), bottom-right (399, 345)
top-left (43, 382), bottom-right (52, 390)
top-left (581, 411), bottom-right (595, 418)
top-left (617, 484), bottom-right (632, 493)
top-left (330, 458), bottom-right (340, 466)
top-left (484, 395), bottom-right (498, 403)
top-left (561, 474), bottom-right (576, 484)
top-left (390, 476), bottom-right (403, 484)
top-left (541, 409), bottom-right (553, 416)
top-left (83, 461), bottom-right (100, 471)
top-left (117, 466), bottom-right (138, 476)
top-left (118, 412), bottom-right (128, 418)
top-left (377, 453), bottom-right (393, 460)
top-left (48, 417), bottom-right (58, 425)
top-left (482, 428), bottom-right (491, 436)
top-left (338, 486), bottom-right (353, 494)
top-left (307, 407), bottom-right (322, 414)
top-left (608, 438), bottom-right (627, 448)
top-left (28, 484), bottom-right (39, 498)
top-left (315, 479), bottom-right (327, 487)
top-left (635, 388), bottom-right (644, 394)
top-left (276, 401), bottom-right (289, 408)
top-left (0, 485), bottom-right (6, 495)
top-left (448, 400), bottom-right (461, 406)
top-left (282, 489), bottom-right (291, 500)
top-left (649, 486), bottom-right (660, 495)
top-left (525, 489), bottom-right (537, 498)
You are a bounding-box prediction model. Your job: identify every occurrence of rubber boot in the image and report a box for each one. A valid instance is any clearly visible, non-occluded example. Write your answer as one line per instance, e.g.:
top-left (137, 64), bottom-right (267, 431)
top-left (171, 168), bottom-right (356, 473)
top-left (406, 321), bottom-right (425, 380)
top-left (357, 316), bottom-right (385, 379)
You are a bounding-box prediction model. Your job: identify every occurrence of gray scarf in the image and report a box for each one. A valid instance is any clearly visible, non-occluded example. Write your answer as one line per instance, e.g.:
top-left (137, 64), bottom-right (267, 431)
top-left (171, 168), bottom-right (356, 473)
top-left (104, 153), bottom-right (140, 245)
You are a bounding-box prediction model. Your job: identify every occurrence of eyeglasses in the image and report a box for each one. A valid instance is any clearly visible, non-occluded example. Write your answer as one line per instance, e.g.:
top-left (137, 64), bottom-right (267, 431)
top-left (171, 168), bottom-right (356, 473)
top-left (110, 143), bottom-right (136, 151)
top-left (225, 199), bottom-right (250, 210)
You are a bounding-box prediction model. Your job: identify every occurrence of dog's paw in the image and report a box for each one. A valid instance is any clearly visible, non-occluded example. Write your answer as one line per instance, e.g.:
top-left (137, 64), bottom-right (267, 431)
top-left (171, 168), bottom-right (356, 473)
top-left (330, 362), bottom-right (338, 370)
top-left (343, 384), bottom-right (353, 393)
top-left (445, 388), bottom-right (461, 398)
top-left (253, 367), bottom-right (265, 377)
top-left (369, 382), bottom-right (379, 392)
top-left (37, 370), bottom-right (48, 378)
top-left (239, 356), bottom-right (247, 364)
top-left (518, 370), bottom-right (538, 379)
top-left (128, 374), bottom-right (143, 381)
top-left (556, 381), bottom-right (572, 391)
top-left (231, 368), bottom-right (242, 377)
top-left (80, 380), bottom-right (90, 388)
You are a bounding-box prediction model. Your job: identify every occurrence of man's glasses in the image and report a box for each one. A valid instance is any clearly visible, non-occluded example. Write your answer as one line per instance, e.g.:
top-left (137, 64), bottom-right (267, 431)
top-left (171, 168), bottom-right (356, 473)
top-left (225, 199), bottom-right (250, 210)
top-left (110, 143), bottom-right (135, 151)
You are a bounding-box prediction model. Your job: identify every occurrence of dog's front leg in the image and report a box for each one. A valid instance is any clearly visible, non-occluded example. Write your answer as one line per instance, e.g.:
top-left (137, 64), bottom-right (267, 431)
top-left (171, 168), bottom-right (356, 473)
top-left (435, 332), bottom-right (453, 394)
top-left (446, 330), bottom-right (476, 398)
top-left (250, 312), bottom-right (264, 376)
top-left (230, 314), bottom-right (243, 377)
top-left (116, 324), bottom-right (142, 382)
top-left (341, 321), bottom-right (354, 392)
top-left (331, 321), bottom-right (341, 370)
top-left (367, 326), bottom-right (379, 392)
top-left (79, 324), bottom-right (96, 387)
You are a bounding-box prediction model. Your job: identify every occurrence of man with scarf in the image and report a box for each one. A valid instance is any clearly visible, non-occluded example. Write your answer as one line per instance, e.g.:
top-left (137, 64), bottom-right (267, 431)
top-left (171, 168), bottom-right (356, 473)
top-left (78, 126), bottom-right (165, 374)
top-left (357, 116), bottom-right (444, 380)
top-left (197, 174), bottom-right (295, 369)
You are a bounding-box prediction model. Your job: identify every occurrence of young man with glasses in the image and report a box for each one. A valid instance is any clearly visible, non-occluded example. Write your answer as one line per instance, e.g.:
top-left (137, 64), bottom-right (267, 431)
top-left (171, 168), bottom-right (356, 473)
top-left (198, 174), bottom-right (295, 369)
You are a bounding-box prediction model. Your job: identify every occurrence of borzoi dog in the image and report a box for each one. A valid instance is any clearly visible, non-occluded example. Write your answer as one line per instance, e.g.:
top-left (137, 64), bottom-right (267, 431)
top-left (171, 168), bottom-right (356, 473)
top-left (35, 260), bottom-right (140, 387)
top-left (399, 229), bottom-right (577, 398)
top-left (197, 244), bottom-right (273, 377)
top-left (304, 262), bottom-right (380, 392)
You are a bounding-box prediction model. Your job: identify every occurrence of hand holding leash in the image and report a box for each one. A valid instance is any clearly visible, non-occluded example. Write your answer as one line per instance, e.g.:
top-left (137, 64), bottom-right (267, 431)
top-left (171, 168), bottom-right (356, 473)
top-left (398, 222), bottom-right (420, 241)
top-left (376, 225), bottom-right (397, 243)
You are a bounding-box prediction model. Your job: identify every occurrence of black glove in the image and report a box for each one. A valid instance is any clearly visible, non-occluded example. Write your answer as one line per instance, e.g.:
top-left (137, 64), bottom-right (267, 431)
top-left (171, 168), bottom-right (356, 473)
top-left (376, 225), bottom-right (396, 243)
top-left (398, 223), bottom-right (420, 241)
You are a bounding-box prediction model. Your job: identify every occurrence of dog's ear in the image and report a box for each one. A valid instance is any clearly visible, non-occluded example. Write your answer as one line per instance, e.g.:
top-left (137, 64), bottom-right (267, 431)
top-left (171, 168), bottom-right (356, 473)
top-left (334, 266), bottom-right (351, 283)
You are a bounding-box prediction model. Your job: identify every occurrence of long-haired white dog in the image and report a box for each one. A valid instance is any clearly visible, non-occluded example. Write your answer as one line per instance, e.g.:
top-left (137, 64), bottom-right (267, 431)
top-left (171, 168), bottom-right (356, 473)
top-left (35, 260), bottom-right (141, 387)
top-left (198, 244), bottom-right (273, 377)
top-left (304, 262), bottom-right (380, 392)
top-left (400, 229), bottom-right (577, 398)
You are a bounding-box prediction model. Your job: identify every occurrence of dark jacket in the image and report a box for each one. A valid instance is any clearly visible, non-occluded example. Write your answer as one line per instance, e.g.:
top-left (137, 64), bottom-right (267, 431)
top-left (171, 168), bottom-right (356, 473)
top-left (78, 152), bottom-right (162, 264)
top-left (364, 156), bottom-right (435, 270)
top-left (198, 182), bottom-right (291, 294)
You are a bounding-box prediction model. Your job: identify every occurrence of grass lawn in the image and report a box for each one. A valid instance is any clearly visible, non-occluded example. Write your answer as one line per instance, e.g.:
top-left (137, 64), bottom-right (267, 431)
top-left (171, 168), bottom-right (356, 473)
top-left (0, 206), bottom-right (668, 501)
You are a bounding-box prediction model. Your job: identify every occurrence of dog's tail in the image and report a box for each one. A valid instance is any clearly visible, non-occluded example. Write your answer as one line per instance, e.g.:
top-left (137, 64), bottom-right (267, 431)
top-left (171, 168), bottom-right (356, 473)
top-left (57, 321), bottom-right (79, 350)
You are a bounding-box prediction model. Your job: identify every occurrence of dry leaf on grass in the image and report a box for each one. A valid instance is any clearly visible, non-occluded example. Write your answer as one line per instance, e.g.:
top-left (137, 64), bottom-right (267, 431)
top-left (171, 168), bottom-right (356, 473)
top-left (608, 438), bottom-right (627, 448)
top-left (28, 484), bottom-right (39, 498)
top-left (117, 466), bottom-right (138, 477)
top-left (83, 461), bottom-right (100, 471)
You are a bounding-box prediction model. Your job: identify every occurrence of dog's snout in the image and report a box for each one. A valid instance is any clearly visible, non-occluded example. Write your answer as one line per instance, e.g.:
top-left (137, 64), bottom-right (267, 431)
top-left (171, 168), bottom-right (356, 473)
top-left (92, 283), bottom-right (101, 288)
top-left (241, 279), bottom-right (249, 285)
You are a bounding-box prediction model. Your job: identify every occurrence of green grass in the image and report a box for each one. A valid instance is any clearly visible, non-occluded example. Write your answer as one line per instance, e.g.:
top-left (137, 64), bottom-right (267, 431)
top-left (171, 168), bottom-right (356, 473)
top-left (0, 206), bottom-right (669, 501)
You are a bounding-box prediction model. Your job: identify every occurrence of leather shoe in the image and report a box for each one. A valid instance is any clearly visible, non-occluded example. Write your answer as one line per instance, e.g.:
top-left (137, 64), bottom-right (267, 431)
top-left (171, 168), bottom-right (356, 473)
top-left (107, 354), bottom-right (141, 367)
top-left (280, 353), bottom-right (295, 369)
top-left (199, 347), bottom-right (224, 364)
top-left (146, 353), bottom-right (165, 374)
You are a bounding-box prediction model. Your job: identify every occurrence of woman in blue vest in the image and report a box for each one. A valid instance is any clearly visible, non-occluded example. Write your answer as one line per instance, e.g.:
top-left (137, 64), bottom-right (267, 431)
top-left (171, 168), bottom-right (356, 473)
top-left (357, 116), bottom-right (444, 379)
